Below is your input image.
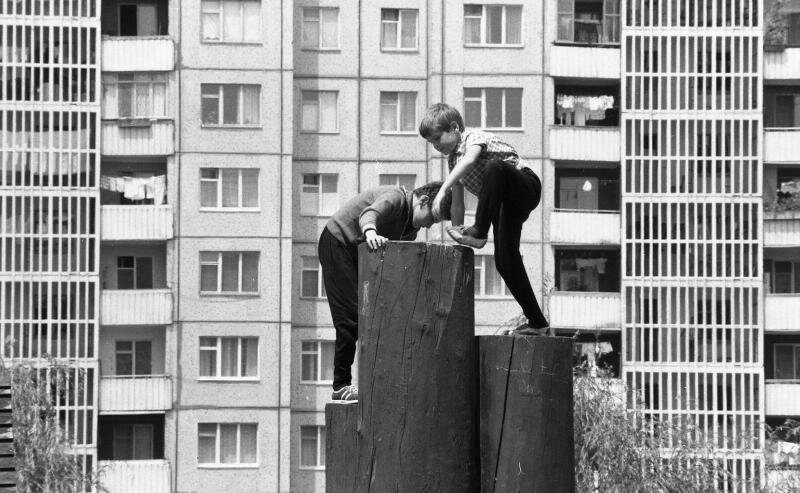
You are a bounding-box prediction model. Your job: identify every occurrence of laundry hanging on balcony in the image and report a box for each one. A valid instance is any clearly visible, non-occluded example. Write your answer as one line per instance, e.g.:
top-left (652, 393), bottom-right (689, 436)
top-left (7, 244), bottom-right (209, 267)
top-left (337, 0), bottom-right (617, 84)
top-left (556, 95), bottom-right (615, 126)
top-left (100, 175), bottom-right (166, 204)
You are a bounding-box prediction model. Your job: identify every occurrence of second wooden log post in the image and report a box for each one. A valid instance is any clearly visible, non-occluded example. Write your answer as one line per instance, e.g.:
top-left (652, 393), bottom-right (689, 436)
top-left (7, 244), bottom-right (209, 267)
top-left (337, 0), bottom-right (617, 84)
top-left (357, 242), bottom-right (479, 492)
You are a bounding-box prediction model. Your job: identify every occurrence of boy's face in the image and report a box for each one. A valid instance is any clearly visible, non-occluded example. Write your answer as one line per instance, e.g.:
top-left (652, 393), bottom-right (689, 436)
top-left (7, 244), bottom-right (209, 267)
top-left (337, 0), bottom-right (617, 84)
top-left (425, 122), bottom-right (461, 155)
top-left (411, 195), bottom-right (436, 228)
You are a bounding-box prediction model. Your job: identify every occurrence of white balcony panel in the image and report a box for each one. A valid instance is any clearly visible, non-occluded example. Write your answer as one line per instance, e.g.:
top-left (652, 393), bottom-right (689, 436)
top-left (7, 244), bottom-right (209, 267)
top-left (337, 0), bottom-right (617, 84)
top-left (101, 37), bottom-right (175, 72)
top-left (100, 376), bottom-right (172, 413)
top-left (102, 120), bottom-right (174, 156)
top-left (765, 212), bottom-right (800, 247)
top-left (765, 294), bottom-right (800, 332)
top-left (549, 127), bottom-right (620, 162)
top-left (548, 291), bottom-right (621, 330)
top-left (550, 210), bottom-right (620, 244)
top-left (550, 44), bottom-right (621, 79)
top-left (766, 381), bottom-right (800, 416)
top-left (765, 48), bottom-right (800, 81)
top-left (764, 129), bottom-right (800, 164)
top-left (101, 289), bottom-right (172, 326)
top-left (101, 205), bottom-right (173, 241)
top-left (98, 460), bottom-right (170, 493)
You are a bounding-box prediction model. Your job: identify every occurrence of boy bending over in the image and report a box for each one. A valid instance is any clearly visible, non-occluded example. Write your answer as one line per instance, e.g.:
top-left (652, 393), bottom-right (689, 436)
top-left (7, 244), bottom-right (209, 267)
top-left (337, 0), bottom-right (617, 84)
top-left (319, 181), bottom-right (452, 401)
top-left (419, 102), bottom-right (549, 336)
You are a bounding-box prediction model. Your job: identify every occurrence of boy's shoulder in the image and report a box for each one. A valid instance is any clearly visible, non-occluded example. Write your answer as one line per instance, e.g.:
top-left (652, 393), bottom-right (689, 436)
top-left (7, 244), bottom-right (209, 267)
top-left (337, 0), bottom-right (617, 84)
top-left (461, 128), bottom-right (514, 152)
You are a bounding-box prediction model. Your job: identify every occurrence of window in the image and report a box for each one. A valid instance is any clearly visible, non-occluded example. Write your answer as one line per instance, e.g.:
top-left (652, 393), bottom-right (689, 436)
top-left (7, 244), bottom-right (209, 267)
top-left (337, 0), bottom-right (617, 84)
top-left (201, 84), bottom-right (260, 126)
top-left (200, 252), bottom-right (259, 293)
top-left (300, 341), bottom-right (334, 383)
top-left (556, 168), bottom-right (620, 211)
top-left (302, 7), bottom-right (339, 49)
top-left (116, 340), bottom-right (152, 375)
top-left (555, 88), bottom-right (619, 127)
top-left (380, 92), bottom-right (417, 133)
top-left (102, 74), bottom-right (167, 119)
top-left (118, 4), bottom-right (158, 36)
top-left (381, 9), bottom-right (418, 50)
top-left (301, 256), bottom-right (325, 298)
top-left (774, 344), bottom-right (800, 380)
top-left (475, 255), bottom-right (507, 297)
top-left (463, 88), bottom-right (522, 129)
top-left (113, 424), bottom-right (154, 460)
top-left (557, 0), bottom-right (620, 44)
top-left (379, 174), bottom-right (416, 189)
top-left (555, 249), bottom-right (620, 292)
top-left (299, 425), bottom-right (326, 468)
top-left (764, 91), bottom-right (800, 128)
top-left (198, 423), bottom-right (258, 466)
top-left (300, 174), bottom-right (338, 216)
top-left (764, 259), bottom-right (800, 294)
top-left (116, 256), bottom-right (153, 290)
top-left (199, 336), bottom-right (258, 378)
top-left (200, 168), bottom-right (259, 209)
top-left (463, 4), bottom-right (522, 46)
top-left (301, 91), bottom-right (338, 133)
top-left (790, 13), bottom-right (800, 45)
top-left (201, 0), bottom-right (261, 43)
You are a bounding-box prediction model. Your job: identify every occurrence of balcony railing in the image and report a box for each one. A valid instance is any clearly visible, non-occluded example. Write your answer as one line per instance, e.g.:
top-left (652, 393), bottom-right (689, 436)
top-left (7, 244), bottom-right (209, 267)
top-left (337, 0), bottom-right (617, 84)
top-left (101, 289), bottom-right (172, 326)
top-left (98, 460), bottom-right (170, 493)
top-left (764, 129), bottom-right (800, 164)
top-left (101, 36), bottom-right (175, 72)
top-left (550, 44), bottom-right (621, 80)
top-left (764, 210), bottom-right (800, 247)
top-left (100, 375), bottom-right (172, 413)
top-left (101, 120), bottom-right (175, 156)
top-left (548, 291), bottom-right (621, 330)
top-left (765, 294), bottom-right (800, 332)
top-left (765, 47), bottom-right (800, 80)
top-left (766, 380), bottom-right (800, 416)
top-left (101, 205), bottom-right (173, 241)
top-left (550, 209), bottom-right (620, 244)
top-left (549, 126), bottom-right (620, 162)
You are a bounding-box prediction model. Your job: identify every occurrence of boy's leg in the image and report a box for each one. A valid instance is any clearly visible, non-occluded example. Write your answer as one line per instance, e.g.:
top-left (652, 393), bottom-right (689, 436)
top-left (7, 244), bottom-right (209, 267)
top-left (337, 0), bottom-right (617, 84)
top-left (317, 228), bottom-right (359, 390)
top-left (473, 161), bottom-right (541, 238)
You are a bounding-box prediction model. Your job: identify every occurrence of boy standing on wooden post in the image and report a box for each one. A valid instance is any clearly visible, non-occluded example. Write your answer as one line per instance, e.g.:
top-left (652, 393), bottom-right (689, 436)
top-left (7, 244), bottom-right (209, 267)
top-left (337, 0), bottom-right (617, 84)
top-left (419, 102), bottom-right (550, 336)
top-left (319, 182), bottom-right (452, 401)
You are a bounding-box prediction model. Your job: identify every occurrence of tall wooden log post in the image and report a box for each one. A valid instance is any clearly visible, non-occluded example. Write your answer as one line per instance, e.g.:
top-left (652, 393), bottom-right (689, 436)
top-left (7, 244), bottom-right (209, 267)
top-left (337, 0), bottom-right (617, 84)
top-left (479, 335), bottom-right (575, 493)
top-left (325, 402), bottom-right (358, 493)
top-left (356, 241), bottom-right (478, 493)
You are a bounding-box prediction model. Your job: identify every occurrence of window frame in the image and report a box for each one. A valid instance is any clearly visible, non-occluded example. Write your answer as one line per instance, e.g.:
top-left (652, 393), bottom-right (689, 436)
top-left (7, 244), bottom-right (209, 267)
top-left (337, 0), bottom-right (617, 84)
top-left (773, 343), bottom-right (800, 380)
top-left (300, 90), bottom-right (340, 134)
top-left (301, 7), bottom-right (340, 51)
top-left (379, 91), bottom-right (418, 134)
top-left (300, 340), bottom-right (335, 384)
top-left (378, 173), bottom-right (417, 189)
top-left (198, 336), bottom-right (260, 381)
top-left (380, 8), bottom-right (419, 52)
top-left (113, 423), bottom-right (155, 460)
top-left (199, 251), bottom-right (260, 295)
top-left (300, 173), bottom-right (339, 217)
top-left (199, 167), bottom-right (261, 211)
top-left (300, 256), bottom-right (326, 299)
top-left (115, 340), bottom-right (153, 376)
top-left (102, 73), bottom-right (168, 120)
top-left (463, 88), bottom-right (524, 130)
top-left (299, 425), bottom-right (326, 470)
top-left (201, 0), bottom-right (262, 44)
top-left (463, 4), bottom-right (524, 48)
top-left (197, 423), bottom-right (259, 468)
top-left (474, 255), bottom-right (509, 298)
top-left (556, 0), bottom-right (621, 45)
top-left (116, 256), bottom-right (153, 290)
top-left (200, 84), bottom-right (261, 128)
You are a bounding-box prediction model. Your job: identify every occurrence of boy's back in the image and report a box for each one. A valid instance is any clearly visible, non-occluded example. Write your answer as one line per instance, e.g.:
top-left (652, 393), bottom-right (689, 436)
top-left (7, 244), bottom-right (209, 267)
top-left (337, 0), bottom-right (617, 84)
top-left (326, 186), bottom-right (417, 246)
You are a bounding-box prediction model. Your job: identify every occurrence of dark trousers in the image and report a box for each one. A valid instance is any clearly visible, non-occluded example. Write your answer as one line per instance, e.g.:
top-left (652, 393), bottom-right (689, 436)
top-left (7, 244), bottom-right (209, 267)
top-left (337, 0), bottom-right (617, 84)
top-left (318, 227), bottom-right (359, 390)
top-left (473, 161), bottom-right (549, 329)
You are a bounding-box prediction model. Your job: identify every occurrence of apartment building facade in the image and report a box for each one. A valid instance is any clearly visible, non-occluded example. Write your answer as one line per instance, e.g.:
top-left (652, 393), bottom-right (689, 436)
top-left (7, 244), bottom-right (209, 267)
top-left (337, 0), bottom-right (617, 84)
top-left (2, 0), bottom-right (800, 491)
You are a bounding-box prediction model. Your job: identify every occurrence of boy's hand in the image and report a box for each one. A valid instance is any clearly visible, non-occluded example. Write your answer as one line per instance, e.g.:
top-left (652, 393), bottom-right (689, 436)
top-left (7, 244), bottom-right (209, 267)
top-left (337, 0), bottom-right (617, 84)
top-left (431, 192), bottom-right (445, 222)
top-left (365, 229), bottom-right (388, 251)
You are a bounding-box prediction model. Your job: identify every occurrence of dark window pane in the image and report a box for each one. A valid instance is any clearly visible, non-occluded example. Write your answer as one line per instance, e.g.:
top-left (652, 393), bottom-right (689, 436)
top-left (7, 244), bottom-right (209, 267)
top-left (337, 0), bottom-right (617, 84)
top-left (135, 341), bottom-right (152, 375)
top-left (119, 5), bottom-right (138, 36)
top-left (223, 86), bottom-right (239, 124)
top-left (485, 89), bottom-right (503, 127)
top-left (505, 89), bottom-right (522, 127)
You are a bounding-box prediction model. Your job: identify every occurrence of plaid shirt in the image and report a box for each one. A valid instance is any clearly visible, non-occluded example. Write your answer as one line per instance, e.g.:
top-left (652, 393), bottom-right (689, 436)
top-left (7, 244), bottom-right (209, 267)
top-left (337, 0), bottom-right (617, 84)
top-left (447, 129), bottom-right (523, 196)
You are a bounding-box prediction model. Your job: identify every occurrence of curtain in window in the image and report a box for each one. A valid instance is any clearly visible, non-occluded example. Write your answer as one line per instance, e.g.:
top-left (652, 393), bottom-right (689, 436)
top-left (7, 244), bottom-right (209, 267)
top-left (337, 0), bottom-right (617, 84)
top-left (242, 337), bottom-right (258, 376)
top-left (223, 0), bottom-right (242, 41)
top-left (320, 175), bottom-right (338, 215)
top-left (400, 10), bottom-right (416, 48)
top-left (221, 337), bottom-right (238, 376)
top-left (485, 89), bottom-right (503, 127)
top-left (221, 169), bottom-right (239, 207)
top-left (505, 89), bottom-right (522, 127)
top-left (219, 424), bottom-right (238, 463)
top-left (152, 82), bottom-right (166, 116)
top-left (486, 6), bottom-right (503, 43)
top-left (201, 262), bottom-right (218, 291)
top-left (382, 9), bottom-right (398, 47)
top-left (400, 93), bottom-right (416, 131)
top-left (203, 10), bottom-right (220, 40)
top-left (241, 169), bottom-right (259, 207)
top-left (300, 427), bottom-right (318, 466)
top-left (301, 344), bottom-right (317, 380)
top-left (135, 83), bottom-right (150, 117)
top-left (463, 88), bottom-right (482, 127)
top-left (319, 92), bottom-right (337, 132)
top-left (320, 9), bottom-right (338, 48)
top-left (321, 342), bottom-right (334, 381)
top-left (201, 85), bottom-right (220, 124)
top-left (242, 85), bottom-right (260, 124)
top-left (303, 9), bottom-right (320, 47)
top-left (464, 5), bottom-right (482, 43)
top-left (200, 171), bottom-right (218, 207)
top-left (243, 1), bottom-right (260, 42)
top-left (241, 252), bottom-right (259, 292)
top-left (301, 93), bottom-right (319, 131)
top-left (380, 93), bottom-right (398, 131)
top-left (506, 6), bottom-right (522, 44)
top-left (221, 252), bottom-right (239, 291)
top-left (223, 85), bottom-right (239, 124)
top-left (200, 347), bottom-right (216, 376)
top-left (557, 0), bottom-right (574, 41)
top-left (240, 424), bottom-right (257, 463)
top-left (198, 424), bottom-right (217, 463)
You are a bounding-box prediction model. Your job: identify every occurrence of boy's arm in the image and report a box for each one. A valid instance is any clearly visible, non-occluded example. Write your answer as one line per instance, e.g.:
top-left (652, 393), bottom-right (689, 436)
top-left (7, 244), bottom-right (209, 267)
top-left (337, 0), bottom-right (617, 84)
top-left (450, 183), bottom-right (465, 226)
top-left (433, 144), bottom-right (482, 221)
top-left (359, 192), bottom-right (403, 250)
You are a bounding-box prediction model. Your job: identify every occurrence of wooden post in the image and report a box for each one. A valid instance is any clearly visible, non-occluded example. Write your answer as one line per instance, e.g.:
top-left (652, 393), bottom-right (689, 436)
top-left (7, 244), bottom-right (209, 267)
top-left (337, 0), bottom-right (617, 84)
top-left (478, 335), bottom-right (575, 493)
top-left (325, 402), bottom-right (359, 493)
top-left (357, 242), bottom-right (478, 492)
top-left (0, 375), bottom-right (15, 492)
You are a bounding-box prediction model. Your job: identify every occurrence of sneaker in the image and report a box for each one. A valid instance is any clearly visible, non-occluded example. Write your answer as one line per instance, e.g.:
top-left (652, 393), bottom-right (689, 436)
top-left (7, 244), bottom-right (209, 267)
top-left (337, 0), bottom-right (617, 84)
top-left (331, 385), bottom-right (359, 401)
top-left (447, 225), bottom-right (488, 249)
top-left (507, 324), bottom-right (553, 337)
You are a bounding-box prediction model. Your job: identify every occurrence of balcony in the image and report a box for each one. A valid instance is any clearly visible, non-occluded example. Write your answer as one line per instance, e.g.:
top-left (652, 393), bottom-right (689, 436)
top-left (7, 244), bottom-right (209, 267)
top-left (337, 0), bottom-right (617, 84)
top-left (101, 289), bottom-right (172, 326)
top-left (764, 129), bottom-right (800, 164)
top-left (765, 47), bottom-right (800, 81)
top-left (549, 126), bottom-right (620, 162)
top-left (548, 291), bottom-right (621, 330)
top-left (100, 376), bottom-right (172, 413)
top-left (101, 205), bottom-right (173, 242)
top-left (98, 459), bottom-right (170, 493)
top-left (765, 211), bottom-right (800, 247)
top-left (102, 36), bottom-right (175, 72)
top-left (766, 380), bottom-right (800, 416)
top-left (550, 210), bottom-right (620, 244)
top-left (550, 44), bottom-right (620, 80)
top-left (765, 294), bottom-right (800, 332)
top-left (101, 120), bottom-right (174, 157)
